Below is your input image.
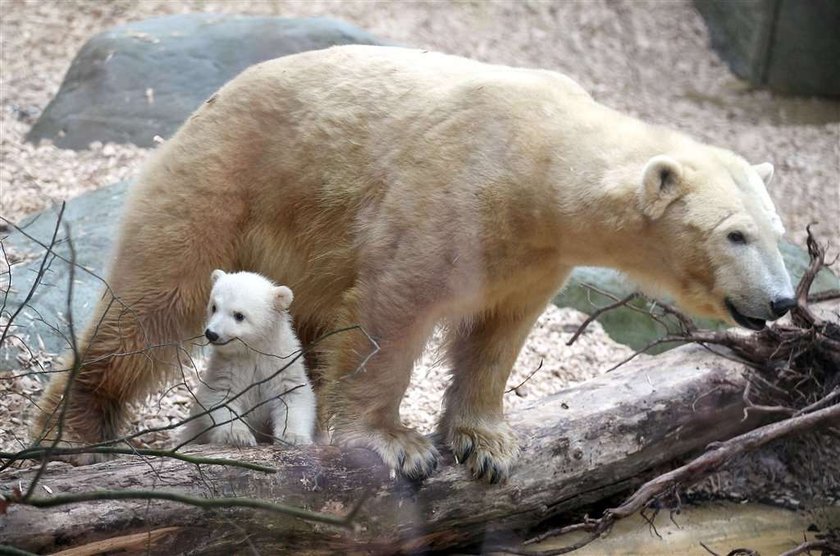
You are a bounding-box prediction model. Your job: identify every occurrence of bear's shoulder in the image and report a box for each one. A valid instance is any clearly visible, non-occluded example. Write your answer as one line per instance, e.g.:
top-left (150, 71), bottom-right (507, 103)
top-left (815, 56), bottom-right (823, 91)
top-left (242, 45), bottom-right (592, 102)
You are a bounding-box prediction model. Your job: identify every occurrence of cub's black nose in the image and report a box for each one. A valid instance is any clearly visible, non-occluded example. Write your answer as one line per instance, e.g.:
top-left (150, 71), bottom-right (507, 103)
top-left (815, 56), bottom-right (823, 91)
top-left (770, 297), bottom-right (796, 318)
top-left (205, 329), bottom-right (219, 342)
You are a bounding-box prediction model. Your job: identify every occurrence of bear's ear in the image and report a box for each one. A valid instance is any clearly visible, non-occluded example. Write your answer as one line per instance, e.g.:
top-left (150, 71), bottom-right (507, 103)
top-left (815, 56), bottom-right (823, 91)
top-left (753, 162), bottom-right (774, 186)
top-left (639, 155), bottom-right (685, 219)
top-left (211, 269), bottom-right (226, 284)
top-left (274, 285), bottom-right (294, 310)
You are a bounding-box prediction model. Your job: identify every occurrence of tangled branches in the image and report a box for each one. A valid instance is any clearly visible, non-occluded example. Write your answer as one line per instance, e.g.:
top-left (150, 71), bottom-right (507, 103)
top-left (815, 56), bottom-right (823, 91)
top-left (510, 227), bottom-right (840, 555)
top-left (0, 207), bottom-right (373, 536)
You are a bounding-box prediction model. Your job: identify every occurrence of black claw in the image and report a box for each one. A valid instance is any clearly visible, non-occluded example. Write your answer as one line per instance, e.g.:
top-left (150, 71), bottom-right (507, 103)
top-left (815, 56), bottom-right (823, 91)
top-left (475, 455), bottom-right (490, 479)
top-left (400, 451), bottom-right (440, 483)
top-left (403, 468), bottom-right (423, 482)
top-left (429, 456), bottom-right (439, 471)
top-left (401, 468), bottom-right (426, 485)
top-left (457, 440), bottom-right (475, 463)
top-left (404, 466), bottom-right (429, 482)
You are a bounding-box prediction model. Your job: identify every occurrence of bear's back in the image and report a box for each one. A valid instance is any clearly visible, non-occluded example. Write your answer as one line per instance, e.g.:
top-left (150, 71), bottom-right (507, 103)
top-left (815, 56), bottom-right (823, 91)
top-left (216, 45), bottom-right (592, 120)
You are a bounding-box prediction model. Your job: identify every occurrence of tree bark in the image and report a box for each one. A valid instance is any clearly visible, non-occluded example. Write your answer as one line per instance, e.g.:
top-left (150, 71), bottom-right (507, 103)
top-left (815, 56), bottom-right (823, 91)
top-left (1, 346), bottom-right (764, 554)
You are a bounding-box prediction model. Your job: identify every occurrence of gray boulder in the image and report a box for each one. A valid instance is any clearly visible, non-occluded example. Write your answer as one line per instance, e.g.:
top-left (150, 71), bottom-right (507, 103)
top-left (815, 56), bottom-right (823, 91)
top-left (26, 15), bottom-right (386, 149)
top-left (1, 183), bottom-right (129, 368)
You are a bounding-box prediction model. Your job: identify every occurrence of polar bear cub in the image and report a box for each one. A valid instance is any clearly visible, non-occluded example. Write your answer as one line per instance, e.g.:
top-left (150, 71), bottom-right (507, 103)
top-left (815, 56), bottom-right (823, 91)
top-left (181, 270), bottom-right (315, 447)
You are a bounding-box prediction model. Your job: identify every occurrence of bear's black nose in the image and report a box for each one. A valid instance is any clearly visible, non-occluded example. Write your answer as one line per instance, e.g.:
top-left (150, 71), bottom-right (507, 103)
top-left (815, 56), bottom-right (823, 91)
top-left (205, 329), bottom-right (219, 342)
top-left (769, 297), bottom-right (796, 318)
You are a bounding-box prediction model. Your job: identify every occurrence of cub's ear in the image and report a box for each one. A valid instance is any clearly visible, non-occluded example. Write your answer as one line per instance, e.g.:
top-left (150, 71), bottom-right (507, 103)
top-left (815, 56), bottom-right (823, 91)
top-left (211, 269), bottom-right (226, 284)
top-left (274, 285), bottom-right (294, 310)
top-left (753, 162), bottom-right (774, 185)
top-left (639, 155), bottom-right (685, 219)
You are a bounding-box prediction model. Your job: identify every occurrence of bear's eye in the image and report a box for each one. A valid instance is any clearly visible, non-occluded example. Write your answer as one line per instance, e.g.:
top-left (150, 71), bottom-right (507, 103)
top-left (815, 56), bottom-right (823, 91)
top-left (211, 304), bottom-right (217, 313)
top-left (233, 312), bottom-right (245, 322)
top-left (727, 231), bottom-right (747, 245)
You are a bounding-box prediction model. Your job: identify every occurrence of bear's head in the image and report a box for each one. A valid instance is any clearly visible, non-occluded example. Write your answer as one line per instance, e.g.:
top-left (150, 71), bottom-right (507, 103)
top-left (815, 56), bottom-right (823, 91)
top-left (204, 270), bottom-right (294, 353)
top-left (635, 148), bottom-right (795, 330)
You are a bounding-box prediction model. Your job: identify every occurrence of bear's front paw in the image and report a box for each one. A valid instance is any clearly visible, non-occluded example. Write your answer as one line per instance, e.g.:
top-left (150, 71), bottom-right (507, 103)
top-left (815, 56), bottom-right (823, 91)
top-left (335, 425), bottom-right (440, 481)
top-left (446, 421), bottom-right (520, 483)
top-left (210, 422), bottom-right (257, 447)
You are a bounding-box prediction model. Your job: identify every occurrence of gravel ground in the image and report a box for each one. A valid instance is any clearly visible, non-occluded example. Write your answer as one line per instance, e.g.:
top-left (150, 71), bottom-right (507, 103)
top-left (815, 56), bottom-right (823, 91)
top-left (0, 0), bottom-right (837, 482)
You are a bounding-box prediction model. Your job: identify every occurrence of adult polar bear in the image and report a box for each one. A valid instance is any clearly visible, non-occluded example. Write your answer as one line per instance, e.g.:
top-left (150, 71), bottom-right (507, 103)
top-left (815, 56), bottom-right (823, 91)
top-left (33, 46), bottom-right (795, 482)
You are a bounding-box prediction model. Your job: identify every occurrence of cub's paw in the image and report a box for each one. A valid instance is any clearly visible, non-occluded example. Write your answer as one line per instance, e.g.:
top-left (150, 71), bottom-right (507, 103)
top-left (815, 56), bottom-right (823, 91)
top-left (277, 432), bottom-right (313, 446)
top-left (336, 425), bottom-right (440, 481)
top-left (210, 422), bottom-right (257, 447)
top-left (446, 421), bottom-right (520, 483)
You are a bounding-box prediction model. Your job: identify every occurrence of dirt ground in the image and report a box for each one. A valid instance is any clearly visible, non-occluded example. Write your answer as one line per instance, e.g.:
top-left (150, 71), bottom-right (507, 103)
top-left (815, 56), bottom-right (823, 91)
top-left (2, 0), bottom-right (837, 241)
top-left (0, 0), bottom-right (838, 473)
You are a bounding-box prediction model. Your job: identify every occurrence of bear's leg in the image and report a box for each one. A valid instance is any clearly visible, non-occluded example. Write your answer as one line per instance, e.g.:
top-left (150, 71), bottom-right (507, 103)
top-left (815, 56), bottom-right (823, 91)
top-left (31, 366), bottom-right (123, 456)
top-left (323, 305), bottom-right (440, 480)
top-left (31, 277), bottom-right (210, 460)
top-left (440, 297), bottom-right (551, 483)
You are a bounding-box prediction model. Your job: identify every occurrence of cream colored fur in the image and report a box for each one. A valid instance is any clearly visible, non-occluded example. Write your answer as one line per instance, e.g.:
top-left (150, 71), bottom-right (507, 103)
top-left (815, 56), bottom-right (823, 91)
top-left (32, 46), bottom-right (792, 481)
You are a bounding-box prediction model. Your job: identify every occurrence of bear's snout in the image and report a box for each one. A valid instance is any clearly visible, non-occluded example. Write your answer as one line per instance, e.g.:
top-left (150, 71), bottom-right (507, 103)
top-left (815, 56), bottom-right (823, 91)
top-left (205, 329), bottom-right (219, 343)
top-left (769, 297), bottom-right (796, 319)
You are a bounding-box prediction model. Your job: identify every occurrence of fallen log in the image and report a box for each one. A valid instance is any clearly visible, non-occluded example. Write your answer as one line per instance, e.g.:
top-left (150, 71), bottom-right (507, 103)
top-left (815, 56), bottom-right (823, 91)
top-left (1, 346), bottom-right (765, 554)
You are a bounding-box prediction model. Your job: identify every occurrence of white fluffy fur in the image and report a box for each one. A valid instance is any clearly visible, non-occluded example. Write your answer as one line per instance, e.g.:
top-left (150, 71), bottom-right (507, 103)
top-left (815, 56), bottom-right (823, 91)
top-left (180, 271), bottom-right (315, 447)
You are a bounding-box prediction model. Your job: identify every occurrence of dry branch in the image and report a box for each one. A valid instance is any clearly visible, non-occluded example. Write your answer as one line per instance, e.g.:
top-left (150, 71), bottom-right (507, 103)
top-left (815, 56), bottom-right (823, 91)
top-left (503, 227), bottom-right (840, 554)
top-left (779, 539), bottom-right (840, 556)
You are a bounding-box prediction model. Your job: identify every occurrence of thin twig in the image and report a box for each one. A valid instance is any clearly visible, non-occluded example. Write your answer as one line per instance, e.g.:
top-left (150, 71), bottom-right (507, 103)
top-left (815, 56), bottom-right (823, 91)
top-left (0, 447), bottom-right (277, 474)
top-left (505, 359), bottom-right (545, 394)
top-left (779, 539), bottom-right (840, 556)
top-left (12, 490), bottom-right (357, 528)
top-left (0, 202), bottom-right (65, 347)
top-left (23, 219), bottom-right (78, 501)
top-left (0, 544), bottom-right (38, 556)
top-left (567, 292), bottom-right (639, 346)
top-left (808, 288), bottom-right (840, 304)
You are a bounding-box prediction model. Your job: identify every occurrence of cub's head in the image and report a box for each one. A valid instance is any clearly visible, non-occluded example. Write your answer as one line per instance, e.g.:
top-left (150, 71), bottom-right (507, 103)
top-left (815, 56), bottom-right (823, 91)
top-left (636, 148), bottom-right (794, 330)
top-left (204, 270), bottom-right (294, 353)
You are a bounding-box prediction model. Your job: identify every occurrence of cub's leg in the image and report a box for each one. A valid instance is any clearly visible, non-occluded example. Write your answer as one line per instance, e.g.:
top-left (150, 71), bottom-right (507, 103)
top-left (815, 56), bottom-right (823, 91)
top-left (322, 292), bottom-right (439, 480)
top-left (270, 380), bottom-right (316, 445)
top-left (181, 387), bottom-right (257, 447)
top-left (440, 291), bottom-right (557, 483)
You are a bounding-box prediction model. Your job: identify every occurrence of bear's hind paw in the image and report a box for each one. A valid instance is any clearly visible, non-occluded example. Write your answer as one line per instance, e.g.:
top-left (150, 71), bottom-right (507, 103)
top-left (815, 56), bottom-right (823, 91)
top-left (337, 425), bottom-right (440, 481)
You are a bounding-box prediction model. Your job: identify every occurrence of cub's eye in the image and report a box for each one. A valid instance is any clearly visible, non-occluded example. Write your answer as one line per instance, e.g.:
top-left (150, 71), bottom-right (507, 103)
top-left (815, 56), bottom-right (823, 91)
top-left (727, 231), bottom-right (747, 245)
top-left (211, 304), bottom-right (217, 313)
top-left (233, 312), bottom-right (245, 322)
